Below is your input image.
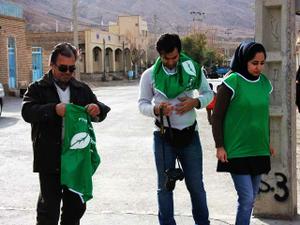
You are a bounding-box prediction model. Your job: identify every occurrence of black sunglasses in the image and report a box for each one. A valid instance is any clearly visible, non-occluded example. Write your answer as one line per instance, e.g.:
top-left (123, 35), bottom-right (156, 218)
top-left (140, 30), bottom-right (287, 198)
top-left (56, 64), bottom-right (76, 73)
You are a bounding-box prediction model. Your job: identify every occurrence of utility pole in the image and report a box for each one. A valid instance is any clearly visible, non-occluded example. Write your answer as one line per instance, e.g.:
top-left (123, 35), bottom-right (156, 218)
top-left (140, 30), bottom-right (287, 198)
top-left (55, 20), bottom-right (58, 32)
top-left (190, 11), bottom-right (205, 34)
top-left (153, 14), bottom-right (158, 41)
top-left (224, 28), bottom-right (232, 64)
top-left (72, 0), bottom-right (80, 80)
top-left (254, 0), bottom-right (297, 219)
top-left (224, 28), bottom-right (232, 40)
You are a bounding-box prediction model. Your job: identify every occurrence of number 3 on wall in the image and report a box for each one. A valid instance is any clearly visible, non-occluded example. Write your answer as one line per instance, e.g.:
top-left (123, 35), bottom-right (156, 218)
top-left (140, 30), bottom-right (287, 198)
top-left (259, 172), bottom-right (289, 202)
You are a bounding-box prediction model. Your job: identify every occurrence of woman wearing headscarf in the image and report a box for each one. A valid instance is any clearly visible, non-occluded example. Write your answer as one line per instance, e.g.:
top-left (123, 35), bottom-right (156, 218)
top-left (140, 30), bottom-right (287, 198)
top-left (211, 41), bottom-right (275, 225)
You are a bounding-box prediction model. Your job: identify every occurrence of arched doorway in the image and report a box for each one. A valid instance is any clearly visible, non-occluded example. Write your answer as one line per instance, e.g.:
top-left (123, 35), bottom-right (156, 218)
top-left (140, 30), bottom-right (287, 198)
top-left (115, 48), bottom-right (122, 71)
top-left (92, 47), bottom-right (102, 73)
top-left (124, 48), bottom-right (131, 73)
top-left (105, 48), bottom-right (113, 72)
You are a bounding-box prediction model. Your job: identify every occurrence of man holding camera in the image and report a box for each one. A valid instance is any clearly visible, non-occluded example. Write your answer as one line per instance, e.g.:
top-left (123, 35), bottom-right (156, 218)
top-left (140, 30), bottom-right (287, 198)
top-left (138, 34), bottom-right (213, 225)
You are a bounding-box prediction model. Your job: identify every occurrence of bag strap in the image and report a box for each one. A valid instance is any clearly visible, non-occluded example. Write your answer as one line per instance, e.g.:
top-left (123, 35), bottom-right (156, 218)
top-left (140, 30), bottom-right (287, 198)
top-left (159, 107), bottom-right (167, 171)
top-left (159, 108), bottom-right (182, 171)
top-left (166, 116), bottom-right (174, 141)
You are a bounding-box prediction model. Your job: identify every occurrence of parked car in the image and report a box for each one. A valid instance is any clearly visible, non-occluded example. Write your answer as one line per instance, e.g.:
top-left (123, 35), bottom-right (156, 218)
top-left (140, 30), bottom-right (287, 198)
top-left (216, 66), bottom-right (230, 77)
top-left (0, 82), bottom-right (4, 116)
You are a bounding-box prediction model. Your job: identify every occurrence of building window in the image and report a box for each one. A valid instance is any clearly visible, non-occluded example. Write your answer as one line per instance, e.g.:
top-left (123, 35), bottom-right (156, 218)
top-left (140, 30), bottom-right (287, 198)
top-left (8, 36), bottom-right (15, 48)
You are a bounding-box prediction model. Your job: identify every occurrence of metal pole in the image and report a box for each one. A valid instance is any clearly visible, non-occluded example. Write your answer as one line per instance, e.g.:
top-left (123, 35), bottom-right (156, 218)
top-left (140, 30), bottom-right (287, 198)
top-left (102, 38), bottom-right (106, 81)
top-left (122, 41), bottom-right (126, 77)
top-left (73, 0), bottom-right (80, 80)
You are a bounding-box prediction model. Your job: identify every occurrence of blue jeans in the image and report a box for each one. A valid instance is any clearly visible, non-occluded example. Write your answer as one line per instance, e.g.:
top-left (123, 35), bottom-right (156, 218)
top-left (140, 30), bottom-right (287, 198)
top-left (230, 174), bottom-right (262, 225)
top-left (153, 131), bottom-right (210, 225)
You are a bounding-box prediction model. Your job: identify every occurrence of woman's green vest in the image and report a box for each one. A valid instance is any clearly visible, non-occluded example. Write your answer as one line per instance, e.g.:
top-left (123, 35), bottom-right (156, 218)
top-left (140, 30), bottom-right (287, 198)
top-left (223, 73), bottom-right (272, 159)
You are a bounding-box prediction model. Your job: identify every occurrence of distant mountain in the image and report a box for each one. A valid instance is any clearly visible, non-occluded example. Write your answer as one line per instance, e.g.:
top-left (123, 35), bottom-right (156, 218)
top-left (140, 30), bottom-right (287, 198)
top-left (9, 0), bottom-right (255, 37)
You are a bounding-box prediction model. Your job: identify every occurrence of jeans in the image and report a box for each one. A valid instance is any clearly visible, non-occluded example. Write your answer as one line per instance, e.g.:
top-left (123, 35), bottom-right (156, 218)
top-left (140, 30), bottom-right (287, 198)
top-left (153, 131), bottom-right (210, 225)
top-left (37, 173), bottom-right (86, 225)
top-left (230, 174), bottom-right (262, 225)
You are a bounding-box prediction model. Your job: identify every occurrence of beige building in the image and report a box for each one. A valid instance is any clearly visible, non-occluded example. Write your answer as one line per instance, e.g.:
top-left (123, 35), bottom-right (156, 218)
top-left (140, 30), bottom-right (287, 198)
top-left (109, 15), bottom-right (149, 69)
top-left (84, 29), bottom-right (131, 76)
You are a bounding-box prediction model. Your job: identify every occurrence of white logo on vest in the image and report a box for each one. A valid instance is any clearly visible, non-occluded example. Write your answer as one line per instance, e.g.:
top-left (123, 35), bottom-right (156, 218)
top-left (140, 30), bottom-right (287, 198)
top-left (70, 132), bottom-right (91, 150)
top-left (182, 60), bottom-right (196, 76)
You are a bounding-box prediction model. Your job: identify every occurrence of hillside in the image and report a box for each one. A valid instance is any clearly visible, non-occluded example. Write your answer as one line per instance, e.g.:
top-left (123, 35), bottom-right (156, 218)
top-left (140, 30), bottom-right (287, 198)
top-left (8, 0), bottom-right (255, 37)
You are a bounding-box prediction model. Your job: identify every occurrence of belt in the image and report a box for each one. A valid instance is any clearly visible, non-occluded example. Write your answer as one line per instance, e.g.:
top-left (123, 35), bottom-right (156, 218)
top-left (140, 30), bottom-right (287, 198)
top-left (155, 120), bottom-right (197, 131)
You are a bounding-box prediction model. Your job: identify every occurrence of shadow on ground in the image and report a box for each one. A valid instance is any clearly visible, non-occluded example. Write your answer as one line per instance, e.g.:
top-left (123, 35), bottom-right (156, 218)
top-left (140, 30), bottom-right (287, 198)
top-left (254, 214), bottom-right (300, 225)
top-left (0, 116), bottom-right (19, 128)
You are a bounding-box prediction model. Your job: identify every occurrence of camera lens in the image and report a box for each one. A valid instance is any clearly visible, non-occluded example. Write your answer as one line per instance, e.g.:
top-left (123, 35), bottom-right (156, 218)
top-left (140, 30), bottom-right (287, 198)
top-left (165, 179), bottom-right (176, 191)
top-left (164, 168), bottom-right (184, 191)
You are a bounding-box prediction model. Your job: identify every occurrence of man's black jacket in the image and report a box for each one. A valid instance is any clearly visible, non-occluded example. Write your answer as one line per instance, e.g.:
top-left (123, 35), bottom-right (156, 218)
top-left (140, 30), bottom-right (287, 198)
top-left (22, 71), bottom-right (111, 173)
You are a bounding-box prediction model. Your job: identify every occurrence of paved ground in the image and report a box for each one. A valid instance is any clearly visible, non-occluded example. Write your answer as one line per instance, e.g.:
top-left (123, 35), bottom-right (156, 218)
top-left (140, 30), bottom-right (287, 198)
top-left (0, 81), bottom-right (299, 225)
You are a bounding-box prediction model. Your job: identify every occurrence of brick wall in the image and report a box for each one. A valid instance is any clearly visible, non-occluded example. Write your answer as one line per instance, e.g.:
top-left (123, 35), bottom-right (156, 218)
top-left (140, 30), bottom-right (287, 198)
top-left (0, 15), bottom-right (31, 90)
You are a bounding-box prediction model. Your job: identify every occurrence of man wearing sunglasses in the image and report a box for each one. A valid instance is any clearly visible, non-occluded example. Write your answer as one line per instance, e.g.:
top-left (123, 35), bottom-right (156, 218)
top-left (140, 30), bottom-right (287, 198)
top-left (22, 42), bottom-right (110, 225)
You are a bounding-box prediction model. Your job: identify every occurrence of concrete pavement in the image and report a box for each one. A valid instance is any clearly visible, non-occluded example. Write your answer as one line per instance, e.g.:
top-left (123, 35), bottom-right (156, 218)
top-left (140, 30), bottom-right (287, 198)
top-left (0, 82), bottom-right (299, 225)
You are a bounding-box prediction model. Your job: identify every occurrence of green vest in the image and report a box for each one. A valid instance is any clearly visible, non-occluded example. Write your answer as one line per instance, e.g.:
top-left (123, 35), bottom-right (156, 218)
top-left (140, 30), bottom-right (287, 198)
top-left (152, 53), bottom-right (202, 99)
top-left (223, 73), bottom-right (272, 159)
top-left (61, 104), bottom-right (100, 202)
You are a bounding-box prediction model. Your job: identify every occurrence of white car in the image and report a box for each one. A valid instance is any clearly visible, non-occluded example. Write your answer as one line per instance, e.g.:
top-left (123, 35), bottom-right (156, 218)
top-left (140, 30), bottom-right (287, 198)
top-left (0, 83), bottom-right (4, 116)
top-left (207, 78), bottom-right (223, 93)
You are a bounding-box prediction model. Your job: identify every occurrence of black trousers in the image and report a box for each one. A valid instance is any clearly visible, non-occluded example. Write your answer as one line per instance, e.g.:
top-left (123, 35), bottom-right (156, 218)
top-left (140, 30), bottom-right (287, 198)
top-left (36, 173), bottom-right (86, 225)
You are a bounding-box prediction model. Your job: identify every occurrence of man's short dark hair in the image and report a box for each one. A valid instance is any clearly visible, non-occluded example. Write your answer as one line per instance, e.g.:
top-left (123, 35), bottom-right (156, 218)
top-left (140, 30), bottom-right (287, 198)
top-left (156, 33), bottom-right (181, 55)
top-left (49, 42), bottom-right (78, 65)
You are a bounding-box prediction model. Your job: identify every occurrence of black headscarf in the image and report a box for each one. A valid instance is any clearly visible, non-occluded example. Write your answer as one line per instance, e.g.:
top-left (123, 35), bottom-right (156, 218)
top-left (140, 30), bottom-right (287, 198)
top-left (230, 41), bottom-right (267, 80)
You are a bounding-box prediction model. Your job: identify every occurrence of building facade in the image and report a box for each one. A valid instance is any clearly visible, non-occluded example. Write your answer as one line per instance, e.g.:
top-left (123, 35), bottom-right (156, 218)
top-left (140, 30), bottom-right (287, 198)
top-left (109, 15), bottom-right (149, 71)
top-left (27, 29), bottom-right (132, 81)
top-left (0, 2), bottom-right (31, 94)
top-left (27, 15), bottom-right (150, 82)
top-left (84, 29), bottom-right (131, 77)
top-left (0, 7), bottom-right (150, 92)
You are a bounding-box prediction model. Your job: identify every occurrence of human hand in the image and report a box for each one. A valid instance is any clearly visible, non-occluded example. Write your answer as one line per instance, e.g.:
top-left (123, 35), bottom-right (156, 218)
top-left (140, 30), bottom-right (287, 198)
top-left (175, 97), bottom-right (199, 115)
top-left (154, 102), bottom-right (174, 116)
top-left (270, 146), bottom-right (276, 156)
top-left (86, 103), bottom-right (100, 117)
top-left (216, 147), bottom-right (228, 163)
top-left (55, 103), bottom-right (66, 117)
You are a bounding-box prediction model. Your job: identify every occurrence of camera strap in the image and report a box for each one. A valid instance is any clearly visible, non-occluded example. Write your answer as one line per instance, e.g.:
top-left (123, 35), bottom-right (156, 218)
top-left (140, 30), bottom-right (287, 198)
top-left (159, 108), bottom-right (182, 172)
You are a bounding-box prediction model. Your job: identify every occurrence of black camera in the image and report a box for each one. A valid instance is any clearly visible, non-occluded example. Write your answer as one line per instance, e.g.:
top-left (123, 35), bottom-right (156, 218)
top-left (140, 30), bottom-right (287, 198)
top-left (164, 168), bottom-right (184, 191)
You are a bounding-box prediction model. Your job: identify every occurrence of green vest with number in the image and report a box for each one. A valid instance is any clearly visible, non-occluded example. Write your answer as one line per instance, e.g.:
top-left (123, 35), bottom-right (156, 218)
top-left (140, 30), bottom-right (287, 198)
top-left (223, 73), bottom-right (272, 159)
top-left (61, 104), bottom-right (100, 202)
